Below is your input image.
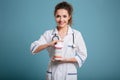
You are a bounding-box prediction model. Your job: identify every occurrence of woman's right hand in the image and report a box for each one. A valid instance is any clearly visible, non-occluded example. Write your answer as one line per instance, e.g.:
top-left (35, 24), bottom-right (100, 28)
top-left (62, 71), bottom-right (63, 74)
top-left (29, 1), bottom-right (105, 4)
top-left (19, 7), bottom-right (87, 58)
top-left (48, 40), bottom-right (63, 47)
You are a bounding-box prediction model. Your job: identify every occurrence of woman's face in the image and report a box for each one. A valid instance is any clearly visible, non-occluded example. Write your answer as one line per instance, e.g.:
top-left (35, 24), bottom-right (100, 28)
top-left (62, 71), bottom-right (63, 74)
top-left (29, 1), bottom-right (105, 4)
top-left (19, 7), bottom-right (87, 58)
top-left (55, 9), bottom-right (71, 28)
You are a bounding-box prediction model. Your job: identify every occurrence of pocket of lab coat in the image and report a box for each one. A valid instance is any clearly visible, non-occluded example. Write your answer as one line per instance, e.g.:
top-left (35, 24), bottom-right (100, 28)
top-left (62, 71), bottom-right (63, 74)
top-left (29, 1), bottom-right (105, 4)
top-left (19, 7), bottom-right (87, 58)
top-left (46, 71), bottom-right (52, 80)
top-left (66, 73), bottom-right (77, 80)
top-left (66, 63), bottom-right (77, 80)
top-left (67, 44), bottom-right (76, 57)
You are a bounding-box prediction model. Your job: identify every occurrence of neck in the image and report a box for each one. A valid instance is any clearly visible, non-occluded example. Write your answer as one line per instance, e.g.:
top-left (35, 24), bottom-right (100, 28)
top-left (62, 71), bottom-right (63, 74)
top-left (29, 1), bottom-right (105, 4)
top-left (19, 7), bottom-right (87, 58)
top-left (57, 25), bottom-right (68, 33)
top-left (57, 25), bottom-right (68, 40)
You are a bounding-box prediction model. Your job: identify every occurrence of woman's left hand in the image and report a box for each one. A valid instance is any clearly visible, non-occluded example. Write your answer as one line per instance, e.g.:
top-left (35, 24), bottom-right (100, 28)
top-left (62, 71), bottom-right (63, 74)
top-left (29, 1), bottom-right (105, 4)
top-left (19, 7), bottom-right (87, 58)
top-left (51, 57), bottom-right (66, 62)
top-left (51, 57), bottom-right (77, 63)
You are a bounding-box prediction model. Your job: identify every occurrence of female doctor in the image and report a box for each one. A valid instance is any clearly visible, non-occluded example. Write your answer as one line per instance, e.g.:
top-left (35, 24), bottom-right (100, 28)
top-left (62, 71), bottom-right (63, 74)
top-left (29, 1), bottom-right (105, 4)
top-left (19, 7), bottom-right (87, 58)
top-left (30, 1), bottom-right (87, 80)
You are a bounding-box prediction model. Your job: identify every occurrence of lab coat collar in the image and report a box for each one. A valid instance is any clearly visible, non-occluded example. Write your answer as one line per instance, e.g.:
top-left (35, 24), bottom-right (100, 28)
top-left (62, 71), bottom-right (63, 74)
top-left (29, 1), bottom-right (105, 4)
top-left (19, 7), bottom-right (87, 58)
top-left (52, 25), bottom-right (73, 35)
top-left (68, 26), bottom-right (74, 34)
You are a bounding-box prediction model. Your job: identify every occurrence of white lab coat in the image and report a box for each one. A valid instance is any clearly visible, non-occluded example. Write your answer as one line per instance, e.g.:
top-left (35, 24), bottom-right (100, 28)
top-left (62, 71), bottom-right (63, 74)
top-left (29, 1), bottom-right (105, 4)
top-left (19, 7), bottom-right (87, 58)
top-left (30, 26), bottom-right (87, 80)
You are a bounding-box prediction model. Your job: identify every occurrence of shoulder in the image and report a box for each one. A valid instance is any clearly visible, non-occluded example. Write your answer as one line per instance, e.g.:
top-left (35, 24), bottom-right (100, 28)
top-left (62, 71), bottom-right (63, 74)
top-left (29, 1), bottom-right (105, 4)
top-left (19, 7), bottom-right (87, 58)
top-left (41, 29), bottom-right (54, 42)
top-left (43, 29), bottom-right (54, 36)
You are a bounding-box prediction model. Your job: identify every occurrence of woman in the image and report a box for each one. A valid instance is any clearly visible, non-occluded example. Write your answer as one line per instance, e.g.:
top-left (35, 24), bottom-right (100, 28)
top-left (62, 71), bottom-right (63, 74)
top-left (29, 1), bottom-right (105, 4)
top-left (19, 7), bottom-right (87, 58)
top-left (30, 1), bottom-right (87, 80)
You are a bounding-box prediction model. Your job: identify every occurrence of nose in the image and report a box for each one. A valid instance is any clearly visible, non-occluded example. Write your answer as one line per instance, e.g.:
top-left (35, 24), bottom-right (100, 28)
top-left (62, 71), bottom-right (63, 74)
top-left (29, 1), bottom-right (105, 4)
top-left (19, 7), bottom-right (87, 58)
top-left (60, 17), bottom-right (63, 21)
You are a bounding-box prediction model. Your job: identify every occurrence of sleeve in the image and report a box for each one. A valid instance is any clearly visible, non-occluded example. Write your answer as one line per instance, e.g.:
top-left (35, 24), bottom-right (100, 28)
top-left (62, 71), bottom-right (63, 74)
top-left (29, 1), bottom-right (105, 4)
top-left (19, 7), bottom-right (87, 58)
top-left (30, 31), bottom-right (48, 54)
top-left (74, 31), bottom-right (87, 68)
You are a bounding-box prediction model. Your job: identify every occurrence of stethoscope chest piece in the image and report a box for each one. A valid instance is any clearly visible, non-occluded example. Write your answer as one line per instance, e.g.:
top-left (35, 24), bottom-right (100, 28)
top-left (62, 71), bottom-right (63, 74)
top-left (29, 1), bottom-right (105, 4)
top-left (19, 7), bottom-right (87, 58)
top-left (72, 44), bottom-right (76, 48)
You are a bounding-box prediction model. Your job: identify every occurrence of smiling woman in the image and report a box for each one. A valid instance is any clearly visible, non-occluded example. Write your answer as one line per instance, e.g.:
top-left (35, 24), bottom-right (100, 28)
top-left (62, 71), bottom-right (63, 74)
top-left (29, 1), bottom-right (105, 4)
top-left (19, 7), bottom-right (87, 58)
top-left (30, 1), bottom-right (87, 80)
top-left (0, 0), bottom-right (120, 80)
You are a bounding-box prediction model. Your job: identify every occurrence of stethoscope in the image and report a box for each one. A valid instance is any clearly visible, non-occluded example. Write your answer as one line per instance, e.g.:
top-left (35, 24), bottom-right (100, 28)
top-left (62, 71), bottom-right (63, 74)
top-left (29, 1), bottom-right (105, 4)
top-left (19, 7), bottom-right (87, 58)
top-left (52, 32), bottom-right (76, 48)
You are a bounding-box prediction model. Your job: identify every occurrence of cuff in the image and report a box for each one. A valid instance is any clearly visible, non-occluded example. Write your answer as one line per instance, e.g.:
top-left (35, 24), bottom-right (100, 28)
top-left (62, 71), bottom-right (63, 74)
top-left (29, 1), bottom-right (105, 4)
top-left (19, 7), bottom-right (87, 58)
top-left (30, 41), bottom-right (40, 54)
top-left (75, 55), bottom-right (83, 68)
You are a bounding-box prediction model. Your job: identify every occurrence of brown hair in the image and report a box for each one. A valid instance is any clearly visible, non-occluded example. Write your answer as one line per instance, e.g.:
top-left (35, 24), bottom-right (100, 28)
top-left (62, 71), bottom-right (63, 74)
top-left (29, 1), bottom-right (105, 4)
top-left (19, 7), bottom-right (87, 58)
top-left (54, 1), bottom-right (73, 26)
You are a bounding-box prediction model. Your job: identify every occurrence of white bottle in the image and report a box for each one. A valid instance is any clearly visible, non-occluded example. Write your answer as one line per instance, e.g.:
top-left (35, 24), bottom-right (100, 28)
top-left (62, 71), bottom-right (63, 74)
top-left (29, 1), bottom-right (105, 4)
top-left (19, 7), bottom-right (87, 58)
top-left (54, 42), bottom-right (63, 60)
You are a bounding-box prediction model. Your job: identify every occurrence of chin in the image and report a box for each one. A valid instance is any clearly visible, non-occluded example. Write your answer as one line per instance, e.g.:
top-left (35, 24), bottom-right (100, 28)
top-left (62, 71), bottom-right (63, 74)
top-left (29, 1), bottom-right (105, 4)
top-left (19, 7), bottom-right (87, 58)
top-left (58, 24), bottom-right (67, 28)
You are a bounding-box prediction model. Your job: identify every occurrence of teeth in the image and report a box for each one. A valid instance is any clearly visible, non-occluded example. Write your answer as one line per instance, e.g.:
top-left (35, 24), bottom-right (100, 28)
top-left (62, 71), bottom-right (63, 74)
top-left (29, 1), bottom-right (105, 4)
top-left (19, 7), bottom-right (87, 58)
top-left (59, 23), bottom-right (64, 25)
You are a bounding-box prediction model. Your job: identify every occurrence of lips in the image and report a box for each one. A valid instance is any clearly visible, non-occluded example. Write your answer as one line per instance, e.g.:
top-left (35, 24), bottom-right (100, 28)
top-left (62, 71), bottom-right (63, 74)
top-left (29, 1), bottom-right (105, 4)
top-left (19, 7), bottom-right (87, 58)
top-left (58, 21), bottom-right (65, 25)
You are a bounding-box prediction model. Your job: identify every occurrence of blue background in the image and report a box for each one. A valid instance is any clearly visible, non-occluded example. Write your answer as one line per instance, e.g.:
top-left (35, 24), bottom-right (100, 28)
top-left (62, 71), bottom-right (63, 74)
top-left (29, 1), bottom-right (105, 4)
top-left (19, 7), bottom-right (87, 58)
top-left (0, 0), bottom-right (120, 80)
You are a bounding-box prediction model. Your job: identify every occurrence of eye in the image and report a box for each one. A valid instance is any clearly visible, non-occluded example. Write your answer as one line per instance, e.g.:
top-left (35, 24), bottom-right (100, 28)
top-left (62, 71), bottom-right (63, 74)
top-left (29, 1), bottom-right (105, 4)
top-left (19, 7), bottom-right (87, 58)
top-left (56, 15), bottom-right (60, 18)
top-left (63, 15), bottom-right (67, 18)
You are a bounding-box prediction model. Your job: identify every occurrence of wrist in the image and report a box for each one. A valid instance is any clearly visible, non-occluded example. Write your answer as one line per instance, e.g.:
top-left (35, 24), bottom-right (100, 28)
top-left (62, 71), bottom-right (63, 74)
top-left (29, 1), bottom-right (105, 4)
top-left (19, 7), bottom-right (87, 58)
top-left (63, 58), bottom-right (69, 62)
top-left (63, 58), bottom-right (77, 63)
top-left (47, 42), bottom-right (52, 47)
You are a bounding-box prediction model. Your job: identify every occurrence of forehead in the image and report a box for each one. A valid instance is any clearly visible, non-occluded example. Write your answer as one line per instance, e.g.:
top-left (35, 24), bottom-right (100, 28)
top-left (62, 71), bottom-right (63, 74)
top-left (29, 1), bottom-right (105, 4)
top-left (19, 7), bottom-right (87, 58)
top-left (55, 9), bottom-right (69, 15)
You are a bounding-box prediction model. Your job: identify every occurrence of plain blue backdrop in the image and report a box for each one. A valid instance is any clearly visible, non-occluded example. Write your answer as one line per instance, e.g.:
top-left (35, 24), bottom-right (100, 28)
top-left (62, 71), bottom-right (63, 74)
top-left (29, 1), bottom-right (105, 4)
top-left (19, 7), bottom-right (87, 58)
top-left (0, 0), bottom-right (120, 80)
